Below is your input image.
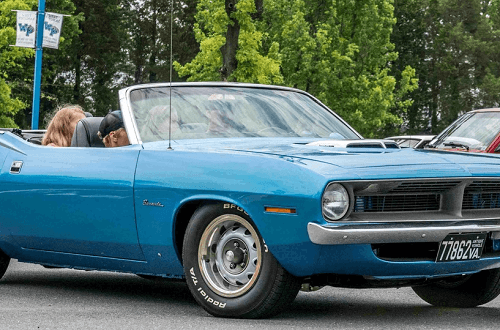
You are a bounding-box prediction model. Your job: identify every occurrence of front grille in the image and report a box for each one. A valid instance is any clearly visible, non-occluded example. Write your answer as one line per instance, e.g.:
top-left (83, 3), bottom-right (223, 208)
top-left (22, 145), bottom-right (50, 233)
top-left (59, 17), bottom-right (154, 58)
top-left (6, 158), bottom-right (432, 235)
top-left (463, 181), bottom-right (500, 210)
top-left (345, 178), bottom-right (500, 216)
top-left (467, 180), bottom-right (500, 191)
top-left (354, 195), bottom-right (441, 212)
top-left (463, 192), bottom-right (500, 209)
top-left (388, 181), bottom-right (461, 194)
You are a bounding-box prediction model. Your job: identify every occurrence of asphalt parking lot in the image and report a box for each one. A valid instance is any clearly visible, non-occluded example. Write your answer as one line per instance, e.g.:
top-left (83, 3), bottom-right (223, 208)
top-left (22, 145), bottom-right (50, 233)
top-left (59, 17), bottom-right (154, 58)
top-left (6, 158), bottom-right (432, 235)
top-left (0, 260), bottom-right (498, 330)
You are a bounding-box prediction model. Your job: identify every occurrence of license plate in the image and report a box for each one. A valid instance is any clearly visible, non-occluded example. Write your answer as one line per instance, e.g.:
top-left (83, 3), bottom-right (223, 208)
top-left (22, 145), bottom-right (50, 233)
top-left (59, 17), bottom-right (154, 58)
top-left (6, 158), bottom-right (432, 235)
top-left (436, 233), bottom-right (487, 262)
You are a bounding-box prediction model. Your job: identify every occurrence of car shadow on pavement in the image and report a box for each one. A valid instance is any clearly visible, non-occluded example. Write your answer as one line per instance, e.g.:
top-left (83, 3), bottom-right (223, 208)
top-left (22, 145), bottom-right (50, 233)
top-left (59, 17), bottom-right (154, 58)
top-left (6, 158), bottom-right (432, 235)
top-left (2, 263), bottom-right (195, 305)
top-left (1, 262), bottom-right (499, 325)
top-left (275, 289), bottom-right (499, 326)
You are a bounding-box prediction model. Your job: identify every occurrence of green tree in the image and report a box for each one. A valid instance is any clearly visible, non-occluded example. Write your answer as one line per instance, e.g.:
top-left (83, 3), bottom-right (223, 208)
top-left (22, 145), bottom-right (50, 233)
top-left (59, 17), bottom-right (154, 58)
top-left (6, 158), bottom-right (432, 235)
top-left (67, 0), bottom-right (125, 116)
top-left (123, 0), bottom-right (199, 84)
top-left (263, 0), bottom-right (417, 137)
top-left (174, 0), bottom-right (282, 84)
top-left (388, 0), bottom-right (430, 134)
top-left (37, 0), bottom-right (83, 126)
top-left (391, 0), bottom-right (500, 134)
top-left (177, 0), bottom-right (417, 136)
top-left (0, 0), bottom-right (83, 128)
top-left (477, 0), bottom-right (500, 109)
top-left (0, 0), bottom-right (34, 127)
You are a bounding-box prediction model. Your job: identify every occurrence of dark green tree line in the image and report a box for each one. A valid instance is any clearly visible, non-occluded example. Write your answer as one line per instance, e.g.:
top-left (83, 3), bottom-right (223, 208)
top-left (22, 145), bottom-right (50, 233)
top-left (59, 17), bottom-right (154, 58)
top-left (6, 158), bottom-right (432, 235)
top-left (391, 0), bottom-right (500, 134)
top-left (1, 0), bottom-right (500, 136)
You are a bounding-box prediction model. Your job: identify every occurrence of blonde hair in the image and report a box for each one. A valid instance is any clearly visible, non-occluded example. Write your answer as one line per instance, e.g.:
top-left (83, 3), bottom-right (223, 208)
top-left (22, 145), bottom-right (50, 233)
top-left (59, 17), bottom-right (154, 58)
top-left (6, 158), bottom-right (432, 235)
top-left (42, 105), bottom-right (86, 147)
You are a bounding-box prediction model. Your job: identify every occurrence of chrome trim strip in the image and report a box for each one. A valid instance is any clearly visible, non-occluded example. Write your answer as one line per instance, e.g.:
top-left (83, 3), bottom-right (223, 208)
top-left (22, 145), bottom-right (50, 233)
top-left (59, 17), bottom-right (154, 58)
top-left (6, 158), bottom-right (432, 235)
top-left (308, 221), bottom-right (500, 245)
top-left (0, 140), bottom-right (27, 155)
top-left (119, 88), bottom-right (142, 146)
top-left (331, 177), bottom-right (500, 184)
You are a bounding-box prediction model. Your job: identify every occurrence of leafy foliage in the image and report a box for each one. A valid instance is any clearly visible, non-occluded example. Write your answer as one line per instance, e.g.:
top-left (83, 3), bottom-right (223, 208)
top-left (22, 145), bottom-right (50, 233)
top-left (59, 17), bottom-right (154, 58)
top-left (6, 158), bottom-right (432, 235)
top-left (391, 0), bottom-right (500, 134)
top-left (123, 0), bottom-right (198, 84)
top-left (0, 0), bottom-right (83, 128)
top-left (174, 0), bottom-right (283, 84)
top-left (1, 0), bottom-right (500, 138)
top-left (177, 0), bottom-right (417, 137)
top-left (0, 0), bottom-right (35, 127)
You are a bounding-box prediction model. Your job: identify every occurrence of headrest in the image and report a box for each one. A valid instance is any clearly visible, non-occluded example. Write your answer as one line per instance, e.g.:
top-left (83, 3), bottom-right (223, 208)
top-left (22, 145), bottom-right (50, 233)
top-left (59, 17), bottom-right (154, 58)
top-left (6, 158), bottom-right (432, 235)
top-left (71, 117), bottom-right (105, 148)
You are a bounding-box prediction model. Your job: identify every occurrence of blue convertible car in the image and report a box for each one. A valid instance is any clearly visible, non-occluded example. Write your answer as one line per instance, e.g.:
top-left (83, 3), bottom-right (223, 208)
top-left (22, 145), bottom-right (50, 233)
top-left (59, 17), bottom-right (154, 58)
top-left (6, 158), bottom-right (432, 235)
top-left (1, 83), bottom-right (500, 318)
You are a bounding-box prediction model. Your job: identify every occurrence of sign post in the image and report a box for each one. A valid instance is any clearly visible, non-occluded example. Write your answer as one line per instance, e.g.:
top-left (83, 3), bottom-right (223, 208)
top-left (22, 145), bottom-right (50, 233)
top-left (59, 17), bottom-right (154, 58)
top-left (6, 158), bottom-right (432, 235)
top-left (31, 0), bottom-right (45, 130)
top-left (14, 4), bottom-right (66, 129)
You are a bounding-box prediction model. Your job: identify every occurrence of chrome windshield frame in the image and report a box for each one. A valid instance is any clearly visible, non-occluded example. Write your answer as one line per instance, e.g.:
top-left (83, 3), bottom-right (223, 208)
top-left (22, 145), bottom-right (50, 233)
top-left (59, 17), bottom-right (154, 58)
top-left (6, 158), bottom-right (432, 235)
top-left (118, 82), bottom-right (363, 146)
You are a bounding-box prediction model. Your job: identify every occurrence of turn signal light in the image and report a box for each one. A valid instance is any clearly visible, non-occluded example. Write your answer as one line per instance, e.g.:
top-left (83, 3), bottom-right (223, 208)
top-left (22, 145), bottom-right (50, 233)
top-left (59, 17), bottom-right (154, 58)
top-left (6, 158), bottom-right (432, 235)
top-left (265, 207), bottom-right (296, 214)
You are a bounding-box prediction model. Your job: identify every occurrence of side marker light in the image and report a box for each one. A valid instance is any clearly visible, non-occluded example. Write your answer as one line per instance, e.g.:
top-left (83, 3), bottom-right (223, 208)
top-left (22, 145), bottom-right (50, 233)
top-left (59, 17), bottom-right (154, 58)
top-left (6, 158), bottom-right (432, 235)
top-left (265, 207), bottom-right (296, 214)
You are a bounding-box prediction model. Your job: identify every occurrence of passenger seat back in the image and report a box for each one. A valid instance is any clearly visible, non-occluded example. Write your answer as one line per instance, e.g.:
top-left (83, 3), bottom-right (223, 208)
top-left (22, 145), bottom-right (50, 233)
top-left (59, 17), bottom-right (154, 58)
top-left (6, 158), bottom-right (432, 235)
top-left (71, 117), bottom-right (105, 147)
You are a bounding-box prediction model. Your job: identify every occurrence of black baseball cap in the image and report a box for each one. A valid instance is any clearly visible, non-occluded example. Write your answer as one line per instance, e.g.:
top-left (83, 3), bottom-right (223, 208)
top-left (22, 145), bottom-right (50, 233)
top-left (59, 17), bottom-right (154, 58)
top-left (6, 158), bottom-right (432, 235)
top-left (98, 110), bottom-right (124, 139)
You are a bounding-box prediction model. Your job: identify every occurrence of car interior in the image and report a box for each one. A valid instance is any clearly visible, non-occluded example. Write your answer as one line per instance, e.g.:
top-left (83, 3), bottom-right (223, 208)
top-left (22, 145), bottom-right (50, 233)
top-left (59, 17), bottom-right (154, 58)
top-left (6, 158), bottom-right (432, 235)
top-left (70, 117), bottom-right (105, 147)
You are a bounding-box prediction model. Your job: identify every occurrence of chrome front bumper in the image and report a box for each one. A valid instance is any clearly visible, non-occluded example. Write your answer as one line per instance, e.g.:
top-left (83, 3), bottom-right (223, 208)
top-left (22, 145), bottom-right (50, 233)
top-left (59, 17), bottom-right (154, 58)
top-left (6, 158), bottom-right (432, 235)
top-left (308, 220), bottom-right (500, 245)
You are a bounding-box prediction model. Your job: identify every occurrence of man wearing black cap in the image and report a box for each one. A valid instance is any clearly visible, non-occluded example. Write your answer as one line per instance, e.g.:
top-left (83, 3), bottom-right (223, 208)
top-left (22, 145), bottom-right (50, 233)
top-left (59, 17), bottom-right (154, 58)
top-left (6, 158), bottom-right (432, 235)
top-left (98, 111), bottom-right (130, 147)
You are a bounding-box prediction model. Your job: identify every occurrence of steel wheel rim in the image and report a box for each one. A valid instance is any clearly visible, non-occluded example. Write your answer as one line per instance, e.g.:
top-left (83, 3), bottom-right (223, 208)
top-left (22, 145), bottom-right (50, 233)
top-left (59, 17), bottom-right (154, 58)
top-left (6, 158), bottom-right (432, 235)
top-left (198, 214), bottom-right (262, 298)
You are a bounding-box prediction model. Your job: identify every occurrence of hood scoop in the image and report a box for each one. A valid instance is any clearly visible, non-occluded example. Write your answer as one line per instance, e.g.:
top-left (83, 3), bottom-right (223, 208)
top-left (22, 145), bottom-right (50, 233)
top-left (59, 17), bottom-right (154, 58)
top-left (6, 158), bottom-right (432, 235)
top-left (306, 139), bottom-right (400, 149)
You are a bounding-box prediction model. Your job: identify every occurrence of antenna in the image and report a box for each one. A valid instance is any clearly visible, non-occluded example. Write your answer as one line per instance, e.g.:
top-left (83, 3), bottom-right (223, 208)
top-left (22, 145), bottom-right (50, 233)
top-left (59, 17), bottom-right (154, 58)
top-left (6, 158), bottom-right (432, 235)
top-left (167, 0), bottom-right (174, 150)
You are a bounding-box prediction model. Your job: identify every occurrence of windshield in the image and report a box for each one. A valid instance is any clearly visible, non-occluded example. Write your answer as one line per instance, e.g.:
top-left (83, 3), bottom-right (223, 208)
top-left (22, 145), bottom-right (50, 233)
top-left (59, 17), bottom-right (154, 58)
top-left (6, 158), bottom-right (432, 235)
top-left (429, 112), bottom-right (500, 151)
top-left (128, 86), bottom-right (359, 143)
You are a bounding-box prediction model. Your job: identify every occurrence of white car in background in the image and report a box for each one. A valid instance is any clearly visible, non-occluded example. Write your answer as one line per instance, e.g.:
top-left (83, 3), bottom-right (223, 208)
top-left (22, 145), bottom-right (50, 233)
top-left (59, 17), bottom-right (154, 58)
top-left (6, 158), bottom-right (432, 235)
top-left (386, 135), bottom-right (435, 149)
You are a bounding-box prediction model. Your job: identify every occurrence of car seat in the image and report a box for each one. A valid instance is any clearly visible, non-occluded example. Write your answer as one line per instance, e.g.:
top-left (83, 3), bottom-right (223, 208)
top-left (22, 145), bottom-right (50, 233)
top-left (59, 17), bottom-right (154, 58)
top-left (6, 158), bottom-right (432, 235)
top-left (70, 117), bottom-right (105, 147)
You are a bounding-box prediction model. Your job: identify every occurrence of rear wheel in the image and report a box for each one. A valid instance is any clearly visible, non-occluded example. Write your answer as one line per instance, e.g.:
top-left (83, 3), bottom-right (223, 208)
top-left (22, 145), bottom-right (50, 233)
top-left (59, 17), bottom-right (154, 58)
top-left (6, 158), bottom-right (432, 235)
top-left (182, 203), bottom-right (301, 318)
top-left (412, 268), bottom-right (500, 307)
top-left (0, 249), bottom-right (10, 280)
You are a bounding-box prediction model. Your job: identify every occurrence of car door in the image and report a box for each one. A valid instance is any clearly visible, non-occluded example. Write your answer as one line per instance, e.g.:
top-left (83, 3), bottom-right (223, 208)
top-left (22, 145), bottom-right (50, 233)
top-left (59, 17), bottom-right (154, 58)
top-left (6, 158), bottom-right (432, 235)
top-left (0, 144), bottom-right (145, 261)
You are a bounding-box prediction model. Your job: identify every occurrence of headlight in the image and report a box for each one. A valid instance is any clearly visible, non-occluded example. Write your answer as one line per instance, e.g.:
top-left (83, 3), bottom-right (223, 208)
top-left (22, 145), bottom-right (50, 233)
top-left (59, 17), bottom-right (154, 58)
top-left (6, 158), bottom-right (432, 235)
top-left (322, 183), bottom-right (349, 221)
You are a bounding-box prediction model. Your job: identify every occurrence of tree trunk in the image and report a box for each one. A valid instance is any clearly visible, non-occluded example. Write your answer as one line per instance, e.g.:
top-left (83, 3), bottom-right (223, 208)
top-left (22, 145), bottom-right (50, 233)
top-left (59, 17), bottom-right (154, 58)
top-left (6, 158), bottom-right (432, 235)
top-left (219, 0), bottom-right (240, 81)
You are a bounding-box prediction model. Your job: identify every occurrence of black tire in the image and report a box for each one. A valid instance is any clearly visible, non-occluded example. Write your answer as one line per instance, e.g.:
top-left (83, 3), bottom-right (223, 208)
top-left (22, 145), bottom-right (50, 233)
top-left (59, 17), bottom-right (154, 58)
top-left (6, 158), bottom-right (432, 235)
top-left (412, 268), bottom-right (500, 307)
top-left (137, 274), bottom-right (164, 281)
top-left (137, 274), bottom-right (183, 283)
top-left (182, 203), bottom-right (301, 318)
top-left (0, 249), bottom-right (10, 280)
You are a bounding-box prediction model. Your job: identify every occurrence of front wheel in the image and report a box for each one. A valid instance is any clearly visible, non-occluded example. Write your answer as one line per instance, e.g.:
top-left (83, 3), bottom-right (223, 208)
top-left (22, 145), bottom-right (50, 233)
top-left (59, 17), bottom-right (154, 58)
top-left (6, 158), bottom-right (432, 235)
top-left (412, 268), bottom-right (500, 307)
top-left (182, 203), bottom-right (301, 318)
top-left (0, 249), bottom-right (10, 280)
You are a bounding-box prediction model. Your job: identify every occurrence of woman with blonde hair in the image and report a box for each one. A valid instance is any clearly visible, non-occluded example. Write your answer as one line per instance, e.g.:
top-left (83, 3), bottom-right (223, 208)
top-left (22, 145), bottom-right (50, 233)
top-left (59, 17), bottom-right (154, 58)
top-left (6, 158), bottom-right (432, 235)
top-left (42, 105), bottom-right (87, 147)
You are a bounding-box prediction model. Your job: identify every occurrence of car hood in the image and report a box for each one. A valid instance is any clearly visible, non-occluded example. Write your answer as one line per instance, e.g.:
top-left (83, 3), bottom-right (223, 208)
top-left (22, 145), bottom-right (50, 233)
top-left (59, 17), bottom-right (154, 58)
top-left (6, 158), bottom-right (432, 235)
top-left (155, 138), bottom-right (500, 177)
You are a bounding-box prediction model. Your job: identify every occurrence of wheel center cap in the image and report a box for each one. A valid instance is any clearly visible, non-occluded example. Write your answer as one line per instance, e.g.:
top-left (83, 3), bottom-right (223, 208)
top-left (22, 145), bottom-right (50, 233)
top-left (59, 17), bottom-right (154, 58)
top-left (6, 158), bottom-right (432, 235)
top-left (225, 250), bottom-right (235, 262)
top-left (225, 248), bottom-right (244, 264)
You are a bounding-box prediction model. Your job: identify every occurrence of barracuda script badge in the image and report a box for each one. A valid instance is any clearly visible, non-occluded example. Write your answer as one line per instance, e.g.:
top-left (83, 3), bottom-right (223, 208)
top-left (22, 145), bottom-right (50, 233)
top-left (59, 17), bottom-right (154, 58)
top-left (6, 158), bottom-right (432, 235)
top-left (143, 200), bottom-right (164, 207)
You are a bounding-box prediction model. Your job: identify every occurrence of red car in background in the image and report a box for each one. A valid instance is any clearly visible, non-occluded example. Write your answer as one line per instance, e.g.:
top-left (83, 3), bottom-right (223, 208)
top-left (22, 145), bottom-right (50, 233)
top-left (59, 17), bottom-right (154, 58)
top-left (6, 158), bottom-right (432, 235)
top-left (427, 108), bottom-right (500, 153)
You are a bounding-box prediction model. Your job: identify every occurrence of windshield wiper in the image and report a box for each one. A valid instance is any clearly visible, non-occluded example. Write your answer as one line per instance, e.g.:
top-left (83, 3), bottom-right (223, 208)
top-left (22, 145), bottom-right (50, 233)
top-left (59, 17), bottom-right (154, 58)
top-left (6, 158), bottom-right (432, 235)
top-left (427, 113), bottom-right (475, 149)
top-left (443, 142), bottom-right (469, 151)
